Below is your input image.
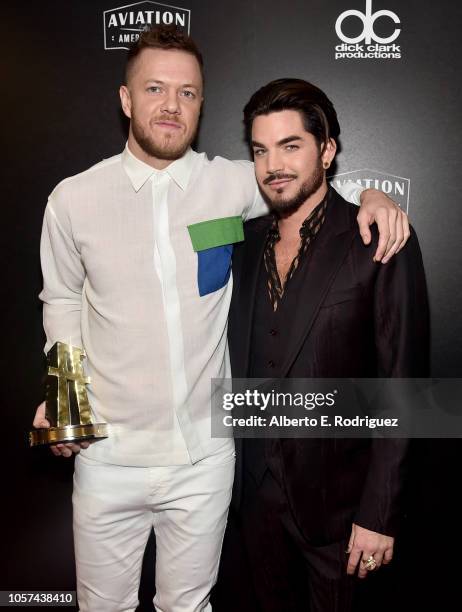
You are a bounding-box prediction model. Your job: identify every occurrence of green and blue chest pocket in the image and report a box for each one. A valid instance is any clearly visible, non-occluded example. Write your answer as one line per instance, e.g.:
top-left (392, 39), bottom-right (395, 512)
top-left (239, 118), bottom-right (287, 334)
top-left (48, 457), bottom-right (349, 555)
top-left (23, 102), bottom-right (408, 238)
top-left (188, 216), bottom-right (244, 296)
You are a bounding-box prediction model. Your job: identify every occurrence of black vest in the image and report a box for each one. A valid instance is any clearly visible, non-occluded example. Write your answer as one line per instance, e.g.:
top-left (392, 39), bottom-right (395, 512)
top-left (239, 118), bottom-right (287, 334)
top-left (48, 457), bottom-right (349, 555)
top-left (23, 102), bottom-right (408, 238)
top-left (245, 235), bottom-right (316, 485)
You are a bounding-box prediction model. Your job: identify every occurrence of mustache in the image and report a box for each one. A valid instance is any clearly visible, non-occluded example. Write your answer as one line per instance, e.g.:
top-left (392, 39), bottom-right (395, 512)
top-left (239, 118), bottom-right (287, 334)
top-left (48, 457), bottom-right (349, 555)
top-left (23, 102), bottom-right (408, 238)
top-left (263, 173), bottom-right (297, 185)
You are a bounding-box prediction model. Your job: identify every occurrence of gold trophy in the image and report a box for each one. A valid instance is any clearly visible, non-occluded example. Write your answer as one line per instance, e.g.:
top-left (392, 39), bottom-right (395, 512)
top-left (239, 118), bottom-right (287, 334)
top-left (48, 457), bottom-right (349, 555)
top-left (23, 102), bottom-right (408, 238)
top-left (29, 341), bottom-right (108, 446)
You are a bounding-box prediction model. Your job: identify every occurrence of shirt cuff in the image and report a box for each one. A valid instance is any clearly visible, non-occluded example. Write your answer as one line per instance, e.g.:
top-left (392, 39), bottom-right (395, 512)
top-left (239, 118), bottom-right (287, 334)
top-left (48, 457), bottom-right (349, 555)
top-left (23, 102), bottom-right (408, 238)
top-left (331, 180), bottom-right (364, 206)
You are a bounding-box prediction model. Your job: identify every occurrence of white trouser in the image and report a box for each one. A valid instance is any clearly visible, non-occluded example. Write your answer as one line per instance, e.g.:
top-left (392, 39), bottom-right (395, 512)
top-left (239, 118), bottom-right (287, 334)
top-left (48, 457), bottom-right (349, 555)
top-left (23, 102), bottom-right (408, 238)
top-left (72, 444), bottom-right (235, 612)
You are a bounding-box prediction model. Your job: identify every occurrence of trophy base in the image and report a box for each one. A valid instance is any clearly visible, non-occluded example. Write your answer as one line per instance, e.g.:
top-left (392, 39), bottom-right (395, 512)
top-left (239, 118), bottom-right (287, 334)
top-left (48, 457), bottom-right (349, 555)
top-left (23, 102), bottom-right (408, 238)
top-left (29, 423), bottom-right (108, 447)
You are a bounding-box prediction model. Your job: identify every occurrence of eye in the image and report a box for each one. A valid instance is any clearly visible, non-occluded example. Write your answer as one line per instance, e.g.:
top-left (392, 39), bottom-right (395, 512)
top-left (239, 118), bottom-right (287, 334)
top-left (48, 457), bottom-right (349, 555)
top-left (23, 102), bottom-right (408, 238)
top-left (285, 144), bottom-right (299, 151)
top-left (253, 149), bottom-right (266, 157)
top-left (181, 89), bottom-right (196, 99)
top-left (147, 85), bottom-right (162, 94)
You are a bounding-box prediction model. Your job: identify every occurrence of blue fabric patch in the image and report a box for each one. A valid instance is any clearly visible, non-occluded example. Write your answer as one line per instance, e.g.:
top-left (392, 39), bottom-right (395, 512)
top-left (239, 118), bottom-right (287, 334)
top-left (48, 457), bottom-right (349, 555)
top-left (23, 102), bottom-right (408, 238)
top-left (197, 244), bottom-right (233, 296)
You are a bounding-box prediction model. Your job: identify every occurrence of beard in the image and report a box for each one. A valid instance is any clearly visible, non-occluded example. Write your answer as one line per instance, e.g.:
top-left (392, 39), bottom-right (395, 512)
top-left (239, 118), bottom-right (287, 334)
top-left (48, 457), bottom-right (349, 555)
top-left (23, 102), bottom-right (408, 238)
top-left (260, 156), bottom-right (325, 217)
top-left (131, 115), bottom-right (197, 161)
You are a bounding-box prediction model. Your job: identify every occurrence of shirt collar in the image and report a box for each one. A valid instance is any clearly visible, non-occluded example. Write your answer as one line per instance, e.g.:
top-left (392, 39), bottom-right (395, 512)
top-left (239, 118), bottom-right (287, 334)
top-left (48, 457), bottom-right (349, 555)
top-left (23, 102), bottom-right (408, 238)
top-left (122, 143), bottom-right (196, 192)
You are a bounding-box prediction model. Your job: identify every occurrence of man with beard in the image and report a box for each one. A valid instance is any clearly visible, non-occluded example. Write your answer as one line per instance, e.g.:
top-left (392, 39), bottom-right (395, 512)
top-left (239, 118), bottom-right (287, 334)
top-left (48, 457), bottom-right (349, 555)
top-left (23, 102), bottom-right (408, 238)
top-left (32, 27), bottom-right (410, 612)
top-left (224, 79), bottom-right (429, 611)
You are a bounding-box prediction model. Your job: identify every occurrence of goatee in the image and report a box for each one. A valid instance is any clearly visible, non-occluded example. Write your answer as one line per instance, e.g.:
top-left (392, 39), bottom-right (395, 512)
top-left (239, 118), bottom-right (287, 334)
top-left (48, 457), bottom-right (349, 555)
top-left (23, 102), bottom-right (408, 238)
top-left (131, 116), bottom-right (196, 161)
top-left (261, 157), bottom-right (324, 217)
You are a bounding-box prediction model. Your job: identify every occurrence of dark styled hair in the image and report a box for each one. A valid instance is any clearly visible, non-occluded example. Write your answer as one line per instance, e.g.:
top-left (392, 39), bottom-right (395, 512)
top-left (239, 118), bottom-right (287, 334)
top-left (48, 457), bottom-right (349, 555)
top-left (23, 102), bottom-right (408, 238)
top-left (125, 25), bottom-right (204, 83)
top-left (243, 78), bottom-right (340, 152)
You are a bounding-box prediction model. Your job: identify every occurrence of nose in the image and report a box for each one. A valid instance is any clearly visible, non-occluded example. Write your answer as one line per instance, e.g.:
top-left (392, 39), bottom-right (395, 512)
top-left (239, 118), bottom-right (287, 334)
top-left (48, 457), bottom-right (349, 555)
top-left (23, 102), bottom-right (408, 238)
top-left (161, 88), bottom-right (181, 115)
top-left (265, 149), bottom-right (283, 175)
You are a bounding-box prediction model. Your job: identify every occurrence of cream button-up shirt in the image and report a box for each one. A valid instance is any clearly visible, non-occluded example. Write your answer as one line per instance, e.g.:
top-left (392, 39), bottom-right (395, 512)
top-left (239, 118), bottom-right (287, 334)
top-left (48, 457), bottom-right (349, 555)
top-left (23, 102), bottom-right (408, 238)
top-left (39, 145), bottom-right (363, 466)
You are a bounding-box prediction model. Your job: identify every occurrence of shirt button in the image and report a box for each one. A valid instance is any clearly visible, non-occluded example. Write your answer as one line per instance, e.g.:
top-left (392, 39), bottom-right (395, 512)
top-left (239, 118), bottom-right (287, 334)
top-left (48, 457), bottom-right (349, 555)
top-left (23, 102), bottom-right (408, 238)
top-left (269, 329), bottom-right (277, 336)
top-left (268, 360), bottom-right (275, 368)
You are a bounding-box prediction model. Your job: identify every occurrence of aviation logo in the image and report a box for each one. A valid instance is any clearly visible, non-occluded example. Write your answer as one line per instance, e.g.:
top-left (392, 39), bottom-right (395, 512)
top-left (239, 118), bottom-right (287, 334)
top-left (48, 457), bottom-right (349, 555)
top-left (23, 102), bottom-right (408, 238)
top-left (330, 170), bottom-right (410, 213)
top-left (334, 0), bottom-right (401, 60)
top-left (104, 1), bottom-right (190, 50)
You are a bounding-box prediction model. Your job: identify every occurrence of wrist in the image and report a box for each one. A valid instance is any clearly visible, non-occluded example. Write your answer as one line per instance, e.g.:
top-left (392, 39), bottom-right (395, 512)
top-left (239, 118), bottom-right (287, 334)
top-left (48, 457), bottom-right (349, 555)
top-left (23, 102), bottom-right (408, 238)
top-left (359, 188), bottom-right (379, 205)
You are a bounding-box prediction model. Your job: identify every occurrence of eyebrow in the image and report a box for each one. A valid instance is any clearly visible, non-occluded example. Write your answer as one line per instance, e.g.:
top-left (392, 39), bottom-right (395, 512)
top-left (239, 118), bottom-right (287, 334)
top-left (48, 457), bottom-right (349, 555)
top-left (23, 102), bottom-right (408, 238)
top-left (277, 135), bottom-right (303, 146)
top-left (251, 135), bottom-right (303, 148)
top-left (144, 79), bottom-right (200, 89)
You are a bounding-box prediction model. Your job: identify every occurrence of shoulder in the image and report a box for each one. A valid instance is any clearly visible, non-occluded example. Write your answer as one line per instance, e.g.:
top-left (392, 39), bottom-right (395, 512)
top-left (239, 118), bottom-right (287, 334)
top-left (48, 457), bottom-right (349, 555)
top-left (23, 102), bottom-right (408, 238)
top-left (329, 187), bottom-right (360, 225)
top-left (191, 154), bottom-right (258, 215)
top-left (205, 155), bottom-right (253, 171)
top-left (49, 153), bottom-right (123, 202)
top-left (201, 154), bottom-right (255, 183)
top-left (330, 188), bottom-right (421, 261)
top-left (243, 214), bottom-right (273, 237)
top-left (232, 215), bottom-right (272, 268)
top-left (353, 215), bottom-right (422, 272)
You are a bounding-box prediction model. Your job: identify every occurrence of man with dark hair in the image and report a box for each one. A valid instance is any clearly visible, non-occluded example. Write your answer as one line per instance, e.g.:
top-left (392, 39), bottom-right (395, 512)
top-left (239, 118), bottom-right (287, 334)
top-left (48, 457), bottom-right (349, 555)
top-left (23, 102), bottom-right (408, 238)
top-left (224, 78), bottom-right (429, 611)
top-left (33, 25), bottom-right (409, 612)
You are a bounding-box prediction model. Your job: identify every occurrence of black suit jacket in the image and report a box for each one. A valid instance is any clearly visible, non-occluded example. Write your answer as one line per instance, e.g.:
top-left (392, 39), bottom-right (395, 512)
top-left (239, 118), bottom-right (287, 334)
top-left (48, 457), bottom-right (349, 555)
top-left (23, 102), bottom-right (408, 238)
top-left (228, 189), bottom-right (429, 545)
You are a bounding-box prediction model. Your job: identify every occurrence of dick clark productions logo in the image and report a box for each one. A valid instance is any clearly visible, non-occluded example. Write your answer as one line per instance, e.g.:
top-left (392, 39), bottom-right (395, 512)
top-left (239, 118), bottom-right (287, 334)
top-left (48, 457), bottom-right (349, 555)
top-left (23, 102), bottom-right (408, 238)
top-left (104, 1), bottom-right (190, 50)
top-left (334, 0), bottom-right (401, 60)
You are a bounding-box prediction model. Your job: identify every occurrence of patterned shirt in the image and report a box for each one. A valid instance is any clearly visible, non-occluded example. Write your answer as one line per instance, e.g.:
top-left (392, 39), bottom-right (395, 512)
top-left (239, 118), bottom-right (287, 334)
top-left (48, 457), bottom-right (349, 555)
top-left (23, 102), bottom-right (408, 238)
top-left (264, 191), bottom-right (329, 311)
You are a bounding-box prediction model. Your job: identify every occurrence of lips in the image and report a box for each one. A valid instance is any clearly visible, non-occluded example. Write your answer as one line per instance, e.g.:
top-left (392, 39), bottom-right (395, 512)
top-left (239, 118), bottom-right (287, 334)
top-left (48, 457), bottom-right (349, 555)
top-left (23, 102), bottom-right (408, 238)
top-left (263, 173), bottom-right (297, 189)
top-left (154, 120), bottom-right (183, 129)
top-left (267, 177), bottom-right (295, 190)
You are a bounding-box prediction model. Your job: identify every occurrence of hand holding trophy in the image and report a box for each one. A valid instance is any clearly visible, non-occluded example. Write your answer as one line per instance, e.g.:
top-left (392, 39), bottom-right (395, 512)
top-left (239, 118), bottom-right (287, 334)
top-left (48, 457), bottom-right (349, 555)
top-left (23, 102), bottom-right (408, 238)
top-left (30, 342), bottom-right (108, 453)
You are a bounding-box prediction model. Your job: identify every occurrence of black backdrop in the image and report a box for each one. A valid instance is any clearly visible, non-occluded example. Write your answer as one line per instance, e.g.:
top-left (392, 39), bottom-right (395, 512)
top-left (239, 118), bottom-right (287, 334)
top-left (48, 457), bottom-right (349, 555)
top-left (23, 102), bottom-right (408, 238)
top-left (2, 1), bottom-right (461, 610)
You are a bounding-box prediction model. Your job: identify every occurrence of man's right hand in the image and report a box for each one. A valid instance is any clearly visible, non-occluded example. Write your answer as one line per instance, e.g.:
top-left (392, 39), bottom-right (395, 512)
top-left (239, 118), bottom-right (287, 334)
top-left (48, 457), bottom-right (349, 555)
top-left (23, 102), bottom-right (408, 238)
top-left (33, 401), bottom-right (90, 458)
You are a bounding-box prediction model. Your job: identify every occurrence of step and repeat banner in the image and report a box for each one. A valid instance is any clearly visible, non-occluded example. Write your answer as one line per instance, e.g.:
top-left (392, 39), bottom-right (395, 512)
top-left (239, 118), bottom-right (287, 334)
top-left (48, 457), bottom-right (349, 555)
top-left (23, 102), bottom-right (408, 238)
top-left (2, 1), bottom-right (461, 610)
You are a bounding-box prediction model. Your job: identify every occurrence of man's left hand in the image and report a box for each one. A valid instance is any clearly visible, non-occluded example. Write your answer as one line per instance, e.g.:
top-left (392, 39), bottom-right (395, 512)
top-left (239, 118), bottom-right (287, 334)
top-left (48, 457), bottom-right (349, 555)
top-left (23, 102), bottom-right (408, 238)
top-left (346, 523), bottom-right (394, 578)
top-left (357, 189), bottom-right (410, 263)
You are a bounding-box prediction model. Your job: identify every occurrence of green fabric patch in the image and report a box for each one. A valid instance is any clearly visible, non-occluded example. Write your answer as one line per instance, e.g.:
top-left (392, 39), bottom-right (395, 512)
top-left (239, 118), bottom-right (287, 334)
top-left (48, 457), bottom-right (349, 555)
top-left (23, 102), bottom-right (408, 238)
top-left (188, 216), bottom-right (244, 252)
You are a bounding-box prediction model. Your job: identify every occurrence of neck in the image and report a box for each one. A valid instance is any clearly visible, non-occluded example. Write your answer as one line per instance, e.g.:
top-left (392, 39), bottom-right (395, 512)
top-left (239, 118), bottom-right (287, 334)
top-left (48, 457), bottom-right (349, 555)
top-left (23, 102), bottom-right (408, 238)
top-left (278, 180), bottom-right (328, 241)
top-left (127, 132), bottom-right (175, 170)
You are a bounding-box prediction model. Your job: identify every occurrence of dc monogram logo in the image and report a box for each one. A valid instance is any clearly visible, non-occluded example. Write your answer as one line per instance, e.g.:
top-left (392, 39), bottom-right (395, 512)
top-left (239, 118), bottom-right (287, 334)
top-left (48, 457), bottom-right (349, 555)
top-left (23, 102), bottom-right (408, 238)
top-left (335, 0), bottom-right (401, 45)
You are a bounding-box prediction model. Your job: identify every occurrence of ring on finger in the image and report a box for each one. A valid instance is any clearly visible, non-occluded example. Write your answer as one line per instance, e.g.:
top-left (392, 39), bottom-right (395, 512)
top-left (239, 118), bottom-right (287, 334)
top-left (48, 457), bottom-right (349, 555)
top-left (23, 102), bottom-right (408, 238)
top-left (361, 555), bottom-right (377, 571)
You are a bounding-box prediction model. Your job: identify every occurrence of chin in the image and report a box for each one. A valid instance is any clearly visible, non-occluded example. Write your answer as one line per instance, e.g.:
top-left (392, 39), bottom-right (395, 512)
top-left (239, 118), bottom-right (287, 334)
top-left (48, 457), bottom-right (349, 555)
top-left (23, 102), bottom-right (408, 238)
top-left (267, 191), bottom-right (294, 205)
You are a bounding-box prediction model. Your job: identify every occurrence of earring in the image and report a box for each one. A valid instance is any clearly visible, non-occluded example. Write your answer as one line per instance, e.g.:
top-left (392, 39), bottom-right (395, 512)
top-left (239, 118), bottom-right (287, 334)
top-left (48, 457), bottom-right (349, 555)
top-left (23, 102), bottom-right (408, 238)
top-left (323, 161), bottom-right (330, 169)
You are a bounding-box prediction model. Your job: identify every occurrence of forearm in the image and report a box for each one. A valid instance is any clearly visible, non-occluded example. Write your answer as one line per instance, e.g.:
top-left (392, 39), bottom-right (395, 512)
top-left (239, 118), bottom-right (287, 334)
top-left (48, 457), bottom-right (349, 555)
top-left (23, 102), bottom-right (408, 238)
top-left (41, 303), bottom-right (83, 353)
top-left (354, 438), bottom-right (409, 536)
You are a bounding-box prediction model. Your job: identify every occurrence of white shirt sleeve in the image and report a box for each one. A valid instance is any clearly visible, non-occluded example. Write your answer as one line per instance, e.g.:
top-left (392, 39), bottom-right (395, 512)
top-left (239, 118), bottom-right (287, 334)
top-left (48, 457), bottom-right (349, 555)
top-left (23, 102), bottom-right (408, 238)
top-left (331, 180), bottom-right (364, 206)
top-left (243, 186), bottom-right (270, 221)
top-left (233, 160), bottom-right (270, 221)
top-left (39, 197), bottom-right (85, 353)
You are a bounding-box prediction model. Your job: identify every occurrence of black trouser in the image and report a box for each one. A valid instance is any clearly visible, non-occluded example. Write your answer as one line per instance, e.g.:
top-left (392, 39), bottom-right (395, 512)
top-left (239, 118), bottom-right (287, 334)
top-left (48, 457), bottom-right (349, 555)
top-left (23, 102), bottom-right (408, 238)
top-left (239, 467), bottom-right (356, 612)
